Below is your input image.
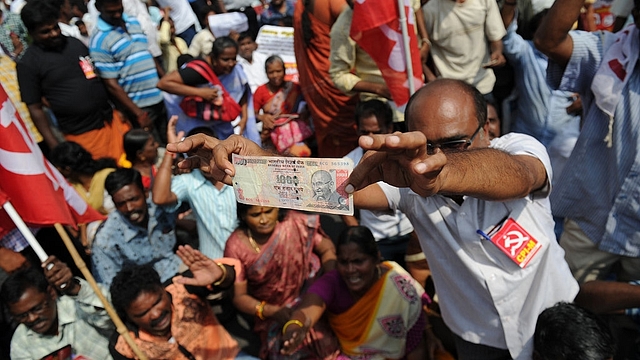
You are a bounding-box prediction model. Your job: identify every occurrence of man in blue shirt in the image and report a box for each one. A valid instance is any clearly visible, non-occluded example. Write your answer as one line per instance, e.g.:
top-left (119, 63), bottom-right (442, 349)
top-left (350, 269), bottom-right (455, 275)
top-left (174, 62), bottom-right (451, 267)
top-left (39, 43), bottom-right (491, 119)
top-left (92, 168), bottom-right (182, 287)
top-left (90, 0), bottom-right (167, 144)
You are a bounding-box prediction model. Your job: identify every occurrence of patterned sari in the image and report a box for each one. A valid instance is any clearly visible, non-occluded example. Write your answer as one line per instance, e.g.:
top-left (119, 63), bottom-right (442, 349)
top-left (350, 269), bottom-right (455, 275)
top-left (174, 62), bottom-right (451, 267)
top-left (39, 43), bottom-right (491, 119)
top-left (329, 262), bottom-right (425, 360)
top-left (224, 211), bottom-right (339, 359)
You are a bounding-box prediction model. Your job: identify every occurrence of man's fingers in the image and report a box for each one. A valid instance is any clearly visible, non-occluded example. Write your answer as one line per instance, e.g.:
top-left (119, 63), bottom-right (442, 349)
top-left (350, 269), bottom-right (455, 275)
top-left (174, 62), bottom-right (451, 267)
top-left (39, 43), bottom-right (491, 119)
top-left (166, 133), bottom-right (211, 154)
top-left (359, 131), bottom-right (427, 152)
top-left (345, 151), bottom-right (386, 192)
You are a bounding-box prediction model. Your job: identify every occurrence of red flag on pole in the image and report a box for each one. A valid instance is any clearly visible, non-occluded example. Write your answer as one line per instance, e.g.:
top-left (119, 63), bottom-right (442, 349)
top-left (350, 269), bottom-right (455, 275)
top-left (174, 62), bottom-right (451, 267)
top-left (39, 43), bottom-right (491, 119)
top-left (350, 0), bottom-right (424, 108)
top-left (0, 83), bottom-right (105, 237)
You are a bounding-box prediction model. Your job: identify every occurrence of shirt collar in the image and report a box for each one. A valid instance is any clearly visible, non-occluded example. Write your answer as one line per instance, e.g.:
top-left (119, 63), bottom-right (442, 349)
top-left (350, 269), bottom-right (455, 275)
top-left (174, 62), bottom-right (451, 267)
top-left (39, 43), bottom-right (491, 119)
top-left (96, 13), bottom-right (131, 32)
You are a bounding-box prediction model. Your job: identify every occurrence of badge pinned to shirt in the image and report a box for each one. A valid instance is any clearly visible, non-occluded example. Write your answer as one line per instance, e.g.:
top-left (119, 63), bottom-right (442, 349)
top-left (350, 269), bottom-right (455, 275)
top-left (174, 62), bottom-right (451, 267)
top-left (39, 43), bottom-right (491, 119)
top-left (477, 217), bottom-right (542, 268)
top-left (78, 56), bottom-right (96, 79)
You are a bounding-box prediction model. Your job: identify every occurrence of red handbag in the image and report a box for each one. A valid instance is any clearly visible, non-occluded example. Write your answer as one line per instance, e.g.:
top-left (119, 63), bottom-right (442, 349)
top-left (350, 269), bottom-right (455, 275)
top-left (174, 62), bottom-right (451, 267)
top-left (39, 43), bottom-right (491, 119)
top-left (179, 60), bottom-right (242, 122)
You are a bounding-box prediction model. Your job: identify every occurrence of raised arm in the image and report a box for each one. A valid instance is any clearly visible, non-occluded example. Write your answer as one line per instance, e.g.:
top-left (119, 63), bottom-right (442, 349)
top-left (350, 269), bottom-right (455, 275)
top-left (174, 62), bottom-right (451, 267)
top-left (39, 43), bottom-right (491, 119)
top-left (346, 133), bottom-right (547, 201)
top-left (533, 0), bottom-right (582, 67)
top-left (152, 116), bottom-right (182, 206)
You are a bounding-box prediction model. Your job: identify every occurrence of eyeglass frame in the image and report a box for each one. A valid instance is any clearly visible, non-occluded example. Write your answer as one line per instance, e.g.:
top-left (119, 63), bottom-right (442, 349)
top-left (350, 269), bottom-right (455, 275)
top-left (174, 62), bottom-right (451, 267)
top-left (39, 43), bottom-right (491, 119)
top-left (426, 125), bottom-right (483, 155)
top-left (12, 296), bottom-right (51, 322)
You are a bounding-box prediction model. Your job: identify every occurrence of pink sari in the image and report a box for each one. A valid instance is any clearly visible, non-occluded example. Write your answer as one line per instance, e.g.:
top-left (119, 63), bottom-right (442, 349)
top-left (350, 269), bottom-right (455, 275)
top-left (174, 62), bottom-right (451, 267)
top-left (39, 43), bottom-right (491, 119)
top-left (225, 211), bottom-right (339, 359)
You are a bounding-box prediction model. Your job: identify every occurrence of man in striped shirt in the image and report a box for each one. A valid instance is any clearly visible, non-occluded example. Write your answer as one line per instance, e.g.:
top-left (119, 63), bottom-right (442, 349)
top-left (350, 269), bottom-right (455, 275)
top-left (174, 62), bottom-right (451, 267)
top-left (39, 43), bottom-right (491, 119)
top-left (90, 0), bottom-right (168, 144)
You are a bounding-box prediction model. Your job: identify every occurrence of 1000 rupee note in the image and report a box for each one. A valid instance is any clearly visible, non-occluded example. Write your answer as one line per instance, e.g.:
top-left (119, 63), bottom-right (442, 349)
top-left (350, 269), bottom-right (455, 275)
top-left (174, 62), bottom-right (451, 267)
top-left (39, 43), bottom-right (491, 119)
top-left (231, 154), bottom-right (354, 215)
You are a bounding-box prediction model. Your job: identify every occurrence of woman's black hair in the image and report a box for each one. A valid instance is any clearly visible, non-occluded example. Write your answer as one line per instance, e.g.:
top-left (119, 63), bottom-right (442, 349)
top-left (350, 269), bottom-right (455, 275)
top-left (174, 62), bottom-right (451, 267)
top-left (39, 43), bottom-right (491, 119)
top-left (336, 226), bottom-right (380, 260)
top-left (50, 141), bottom-right (117, 176)
top-left (123, 129), bottom-right (152, 163)
top-left (210, 36), bottom-right (238, 58)
top-left (265, 55), bottom-right (285, 72)
top-left (235, 203), bottom-right (287, 230)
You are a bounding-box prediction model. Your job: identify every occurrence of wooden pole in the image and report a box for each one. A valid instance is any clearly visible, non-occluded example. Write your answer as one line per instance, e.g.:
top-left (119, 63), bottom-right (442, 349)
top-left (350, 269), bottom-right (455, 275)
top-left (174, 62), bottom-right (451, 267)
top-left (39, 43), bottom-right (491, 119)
top-left (53, 223), bottom-right (149, 360)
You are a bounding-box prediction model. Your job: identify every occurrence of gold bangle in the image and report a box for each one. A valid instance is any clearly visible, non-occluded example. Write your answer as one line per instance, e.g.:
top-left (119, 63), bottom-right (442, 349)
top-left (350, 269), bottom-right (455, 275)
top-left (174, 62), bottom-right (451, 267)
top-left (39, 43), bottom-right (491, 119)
top-left (212, 262), bottom-right (227, 286)
top-left (256, 300), bottom-right (266, 320)
top-left (282, 319), bottom-right (305, 335)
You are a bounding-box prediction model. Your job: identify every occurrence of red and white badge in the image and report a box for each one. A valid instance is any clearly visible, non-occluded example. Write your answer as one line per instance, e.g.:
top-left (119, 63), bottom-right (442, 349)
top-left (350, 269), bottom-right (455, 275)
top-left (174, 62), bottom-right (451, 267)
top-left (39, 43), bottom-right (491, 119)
top-left (480, 218), bottom-right (542, 268)
top-left (78, 56), bottom-right (96, 79)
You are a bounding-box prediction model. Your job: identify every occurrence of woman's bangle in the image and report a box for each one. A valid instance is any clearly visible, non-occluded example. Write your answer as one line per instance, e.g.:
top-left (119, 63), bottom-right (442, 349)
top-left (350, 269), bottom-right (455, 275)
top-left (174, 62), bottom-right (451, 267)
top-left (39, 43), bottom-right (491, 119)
top-left (282, 319), bottom-right (305, 335)
top-left (255, 300), bottom-right (266, 320)
top-left (212, 262), bottom-right (227, 286)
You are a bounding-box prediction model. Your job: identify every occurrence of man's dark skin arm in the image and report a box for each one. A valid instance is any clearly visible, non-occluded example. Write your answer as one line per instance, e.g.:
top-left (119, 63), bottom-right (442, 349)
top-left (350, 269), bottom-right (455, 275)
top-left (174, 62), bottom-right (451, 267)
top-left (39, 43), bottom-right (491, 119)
top-left (28, 103), bottom-right (60, 150)
top-left (533, 0), bottom-right (581, 67)
top-left (102, 78), bottom-right (152, 128)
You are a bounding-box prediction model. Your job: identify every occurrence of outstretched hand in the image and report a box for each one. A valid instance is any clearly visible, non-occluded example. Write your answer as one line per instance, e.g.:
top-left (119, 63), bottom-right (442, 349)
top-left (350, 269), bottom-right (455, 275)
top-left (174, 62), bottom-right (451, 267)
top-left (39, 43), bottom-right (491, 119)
top-left (165, 134), bottom-right (270, 185)
top-left (281, 323), bottom-right (307, 355)
top-left (345, 132), bottom-right (448, 197)
top-left (175, 245), bottom-right (221, 287)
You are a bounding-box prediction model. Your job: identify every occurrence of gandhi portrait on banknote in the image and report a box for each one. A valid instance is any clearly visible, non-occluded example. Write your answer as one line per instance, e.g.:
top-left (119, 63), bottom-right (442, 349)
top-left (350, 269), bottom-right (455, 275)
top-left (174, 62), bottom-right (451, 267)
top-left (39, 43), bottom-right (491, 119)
top-left (311, 170), bottom-right (348, 210)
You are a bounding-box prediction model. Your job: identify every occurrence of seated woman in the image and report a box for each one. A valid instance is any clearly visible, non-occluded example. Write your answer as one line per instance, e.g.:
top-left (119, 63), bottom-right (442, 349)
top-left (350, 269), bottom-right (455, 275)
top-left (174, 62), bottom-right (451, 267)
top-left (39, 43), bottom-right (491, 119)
top-left (282, 226), bottom-right (430, 360)
top-left (224, 204), bottom-right (340, 359)
top-left (50, 141), bottom-right (116, 215)
top-left (122, 129), bottom-right (159, 192)
top-left (158, 36), bottom-right (259, 144)
top-left (254, 55), bottom-right (312, 156)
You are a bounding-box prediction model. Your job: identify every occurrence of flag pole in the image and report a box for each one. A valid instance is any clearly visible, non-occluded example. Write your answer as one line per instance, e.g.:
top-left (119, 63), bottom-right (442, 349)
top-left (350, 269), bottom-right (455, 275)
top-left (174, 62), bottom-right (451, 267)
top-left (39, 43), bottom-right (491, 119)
top-left (53, 223), bottom-right (149, 360)
top-left (2, 201), bottom-right (48, 261)
top-left (2, 201), bottom-right (148, 358)
top-left (398, 0), bottom-right (416, 95)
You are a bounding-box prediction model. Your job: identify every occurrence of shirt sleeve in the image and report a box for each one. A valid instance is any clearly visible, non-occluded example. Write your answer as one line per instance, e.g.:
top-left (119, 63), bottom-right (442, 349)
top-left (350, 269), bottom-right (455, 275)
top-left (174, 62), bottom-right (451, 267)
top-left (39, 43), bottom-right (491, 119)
top-left (90, 227), bottom-right (123, 287)
top-left (328, 10), bottom-right (361, 95)
top-left (491, 133), bottom-right (553, 199)
top-left (547, 30), bottom-right (604, 94)
top-left (501, 16), bottom-right (529, 64)
top-left (71, 279), bottom-right (114, 332)
top-left (484, 0), bottom-right (507, 42)
top-left (90, 42), bottom-right (121, 79)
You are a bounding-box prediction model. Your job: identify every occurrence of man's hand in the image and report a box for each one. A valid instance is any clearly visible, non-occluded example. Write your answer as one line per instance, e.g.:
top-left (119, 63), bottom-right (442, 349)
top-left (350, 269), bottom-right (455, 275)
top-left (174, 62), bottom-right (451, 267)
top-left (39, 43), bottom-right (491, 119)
top-left (175, 245), bottom-right (221, 287)
top-left (42, 256), bottom-right (80, 295)
top-left (166, 134), bottom-right (270, 185)
top-left (483, 52), bottom-right (507, 68)
top-left (136, 110), bottom-right (152, 129)
top-left (345, 132), bottom-right (447, 198)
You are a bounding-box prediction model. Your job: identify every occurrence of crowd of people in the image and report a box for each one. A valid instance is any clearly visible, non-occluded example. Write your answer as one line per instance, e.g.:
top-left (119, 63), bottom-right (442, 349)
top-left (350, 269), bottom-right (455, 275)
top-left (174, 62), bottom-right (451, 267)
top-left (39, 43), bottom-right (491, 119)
top-left (1, 0), bottom-right (640, 358)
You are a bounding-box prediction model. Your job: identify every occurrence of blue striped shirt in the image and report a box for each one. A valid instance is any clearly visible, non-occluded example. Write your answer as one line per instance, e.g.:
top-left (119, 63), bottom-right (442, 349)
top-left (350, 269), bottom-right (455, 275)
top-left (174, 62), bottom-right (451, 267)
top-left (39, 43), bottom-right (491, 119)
top-left (89, 14), bottom-right (162, 107)
top-left (548, 30), bottom-right (640, 257)
top-left (170, 169), bottom-right (237, 259)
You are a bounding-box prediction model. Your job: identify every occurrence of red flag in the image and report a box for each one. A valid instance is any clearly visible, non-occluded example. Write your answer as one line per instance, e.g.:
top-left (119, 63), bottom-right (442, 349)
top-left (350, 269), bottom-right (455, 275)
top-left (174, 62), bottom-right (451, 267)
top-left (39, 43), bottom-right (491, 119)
top-left (350, 0), bottom-right (424, 108)
top-left (0, 83), bottom-right (105, 237)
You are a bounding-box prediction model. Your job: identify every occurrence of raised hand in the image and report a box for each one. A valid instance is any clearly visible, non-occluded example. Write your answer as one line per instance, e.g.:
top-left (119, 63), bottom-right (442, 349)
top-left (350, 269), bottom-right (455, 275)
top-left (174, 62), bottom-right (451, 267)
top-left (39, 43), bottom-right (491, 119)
top-left (346, 132), bottom-right (448, 197)
top-left (166, 134), bottom-right (270, 185)
top-left (175, 245), bottom-right (221, 287)
top-left (42, 256), bottom-right (79, 295)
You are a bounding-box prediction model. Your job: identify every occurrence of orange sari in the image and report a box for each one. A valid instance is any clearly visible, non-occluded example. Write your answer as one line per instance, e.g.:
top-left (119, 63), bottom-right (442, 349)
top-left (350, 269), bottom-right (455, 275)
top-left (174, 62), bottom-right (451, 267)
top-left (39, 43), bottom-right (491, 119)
top-left (293, 0), bottom-right (358, 158)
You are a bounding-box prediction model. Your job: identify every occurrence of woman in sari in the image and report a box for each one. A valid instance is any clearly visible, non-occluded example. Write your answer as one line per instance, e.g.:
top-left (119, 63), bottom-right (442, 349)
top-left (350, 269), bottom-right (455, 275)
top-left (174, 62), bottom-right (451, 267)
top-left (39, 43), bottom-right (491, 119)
top-left (157, 36), bottom-right (259, 144)
top-left (224, 204), bottom-right (339, 359)
top-left (254, 55), bottom-right (312, 156)
top-left (281, 226), bottom-right (431, 360)
top-left (50, 141), bottom-right (116, 215)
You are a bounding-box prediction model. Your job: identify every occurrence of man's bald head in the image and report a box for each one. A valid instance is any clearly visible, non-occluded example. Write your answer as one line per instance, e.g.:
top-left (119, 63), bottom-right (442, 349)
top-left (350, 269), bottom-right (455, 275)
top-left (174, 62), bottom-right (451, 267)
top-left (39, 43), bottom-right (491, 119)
top-left (405, 79), bottom-right (487, 132)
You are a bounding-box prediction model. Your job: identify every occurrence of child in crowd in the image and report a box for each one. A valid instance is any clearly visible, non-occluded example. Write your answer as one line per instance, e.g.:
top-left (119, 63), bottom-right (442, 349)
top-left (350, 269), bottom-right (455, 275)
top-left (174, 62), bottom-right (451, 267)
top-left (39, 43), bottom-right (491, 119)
top-left (236, 31), bottom-right (268, 94)
top-left (159, 11), bottom-right (188, 73)
top-left (188, 5), bottom-right (217, 59)
top-left (254, 55), bottom-right (312, 156)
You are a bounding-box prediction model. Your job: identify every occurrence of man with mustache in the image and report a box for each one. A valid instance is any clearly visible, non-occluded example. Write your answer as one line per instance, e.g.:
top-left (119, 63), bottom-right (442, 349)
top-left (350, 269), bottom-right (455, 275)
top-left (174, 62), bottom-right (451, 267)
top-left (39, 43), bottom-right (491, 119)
top-left (91, 168), bottom-right (182, 287)
top-left (0, 256), bottom-right (114, 359)
top-left (108, 245), bottom-right (257, 360)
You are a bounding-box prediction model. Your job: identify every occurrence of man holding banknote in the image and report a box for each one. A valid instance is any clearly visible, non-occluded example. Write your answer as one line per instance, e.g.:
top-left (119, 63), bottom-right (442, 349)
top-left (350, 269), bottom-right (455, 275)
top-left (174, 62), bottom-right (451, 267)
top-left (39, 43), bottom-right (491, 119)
top-left (166, 79), bottom-right (578, 360)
